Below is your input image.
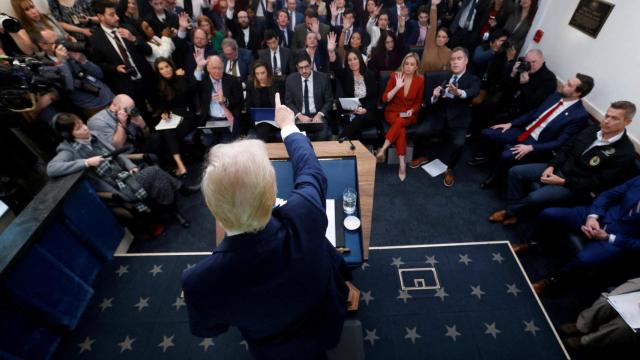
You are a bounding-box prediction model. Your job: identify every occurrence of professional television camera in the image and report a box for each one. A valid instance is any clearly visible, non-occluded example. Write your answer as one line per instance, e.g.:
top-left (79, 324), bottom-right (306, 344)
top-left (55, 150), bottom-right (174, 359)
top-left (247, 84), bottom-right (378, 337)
top-left (0, 55), bottom-right (65, 112)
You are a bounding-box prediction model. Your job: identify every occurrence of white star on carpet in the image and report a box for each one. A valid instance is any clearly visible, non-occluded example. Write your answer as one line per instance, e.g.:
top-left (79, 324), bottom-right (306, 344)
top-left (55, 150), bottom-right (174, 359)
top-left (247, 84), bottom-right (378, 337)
top-left (397, 289), bottom-right (412, 303)
top-left (470, 285), bottom-right (485, 300)
top-left (491, 252), bottom-right (505, 264)
top-left (98, 297), bottom-right (113, 312)
top-left (361, 262), bottom-right (370, 271)
top-left (199, 338), bottom-right (214, 351)
top-left (77, 337), bottom-right (95, 354)
top-left (404, 327), bottom-right (421, 344)
top-left (117, 336), bottom-right (135, 353)
top-left (240, 340), bottom-right (249, 350)
top-left (458, 254), bottom-right (472, 266)
top-left (134, 297), bottom-right (150, 312)
top-left (425, 255), bottom-right (439, 266)
top-left (115, 265), bottom-right (129, 277)
top-left (434, 287), bottom-right (449, 302)
top-left (444, 325), bottom-right (461, 341)
top-left (361, 290), bottom-right (374, 305)
top-left (184, 263), bottom-right (196, 270)
top-left (524, 320), bottom-right (541, 336)
top-left (364, 329), bottom-right (380, 346)
top-left (173, 296), bottom-right (186, 311)
top-left (157, 335), bottom-right (175, 352)
top-left (390, 257), bottom-right (405, 268)
top-left (506, 283), bottom-right (521, 297)
top-left (484, 322), bottom-right (501, 339)
top-left (149, 264), bottom-right (163, 276)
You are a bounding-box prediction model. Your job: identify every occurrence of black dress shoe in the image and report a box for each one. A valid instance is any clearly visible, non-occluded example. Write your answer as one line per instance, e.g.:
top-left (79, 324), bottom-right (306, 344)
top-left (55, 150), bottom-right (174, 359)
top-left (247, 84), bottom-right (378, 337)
top-left (179, 183), bottom-right (201, 196)
top-left (176, 213), bottom-right (191, 228)
top-left (466, 157), bottom-right (489, 166)
top-left (480, 175), bottom-right (498, 189)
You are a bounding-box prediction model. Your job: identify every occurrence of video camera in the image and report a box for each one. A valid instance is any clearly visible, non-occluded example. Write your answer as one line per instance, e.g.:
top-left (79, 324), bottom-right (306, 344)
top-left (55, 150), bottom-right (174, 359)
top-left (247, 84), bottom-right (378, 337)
top-left (0, 56), bottom-right (66, 111)
top-left (55, 39), bottom-right (90, 54)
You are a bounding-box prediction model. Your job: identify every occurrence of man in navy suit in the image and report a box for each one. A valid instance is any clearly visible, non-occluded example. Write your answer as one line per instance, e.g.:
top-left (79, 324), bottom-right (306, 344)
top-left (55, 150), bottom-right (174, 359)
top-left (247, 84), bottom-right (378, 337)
top-left (490, 101), bottom-right (638, 227)
top-left (221, 38), bottom-right (252, 84)
top-left (410, 47), bottom-right (481, 187)
top-left (182, 93), bottom-right (354, 360)
top-left (478, 74), bottom-right (594, 188)
top-left (258, 30), bottom-right (291, 77)
top-left (265, 7), bottom-right (296, 48)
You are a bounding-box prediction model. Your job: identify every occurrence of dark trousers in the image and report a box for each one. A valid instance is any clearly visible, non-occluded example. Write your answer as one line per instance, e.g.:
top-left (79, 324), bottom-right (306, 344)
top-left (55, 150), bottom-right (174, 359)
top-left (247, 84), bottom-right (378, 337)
top-left (506, 163), bottom-right (580, 216)
top-left (537, 207), bottom-right (628, 278)
top-left (413, 116), bottom-right (467, 169)
top-left (339, 113), bottom-right (377, 140)
top-left (297, 113), bottom-right (330, 141)
top-left (480, 127), bottom-right (553, 178)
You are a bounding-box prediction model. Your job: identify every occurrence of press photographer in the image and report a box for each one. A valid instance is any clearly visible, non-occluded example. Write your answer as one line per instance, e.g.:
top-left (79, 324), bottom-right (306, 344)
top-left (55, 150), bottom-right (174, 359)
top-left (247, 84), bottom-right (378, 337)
top-left (0, 12), bottom-right (35, 56)
top-left (35, 28), bottom-right (113, 117)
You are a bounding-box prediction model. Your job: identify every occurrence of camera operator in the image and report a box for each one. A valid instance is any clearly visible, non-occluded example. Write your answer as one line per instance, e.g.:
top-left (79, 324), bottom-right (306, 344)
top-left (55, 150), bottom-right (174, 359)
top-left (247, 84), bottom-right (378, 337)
top-left (36, 29), bottom-right (114, 117)
top-left (0, 13), bottom-right (35, 56)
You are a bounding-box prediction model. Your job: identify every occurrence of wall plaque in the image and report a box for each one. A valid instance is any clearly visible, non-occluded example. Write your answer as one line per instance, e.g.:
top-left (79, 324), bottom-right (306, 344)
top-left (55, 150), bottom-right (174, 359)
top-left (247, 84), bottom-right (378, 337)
top-left (569, 0), bottom-right (615, 38)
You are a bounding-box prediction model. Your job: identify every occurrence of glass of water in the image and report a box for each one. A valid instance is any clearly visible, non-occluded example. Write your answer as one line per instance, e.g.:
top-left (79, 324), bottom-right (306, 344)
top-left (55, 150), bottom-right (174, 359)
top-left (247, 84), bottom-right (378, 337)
top-left (342, 188), bottom-right (357, 215)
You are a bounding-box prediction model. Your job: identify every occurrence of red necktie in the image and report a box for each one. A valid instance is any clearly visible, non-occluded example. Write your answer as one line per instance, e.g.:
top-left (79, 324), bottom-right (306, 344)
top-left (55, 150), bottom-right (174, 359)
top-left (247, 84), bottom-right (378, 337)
top-left (517, 100), bottom-right (563, 142)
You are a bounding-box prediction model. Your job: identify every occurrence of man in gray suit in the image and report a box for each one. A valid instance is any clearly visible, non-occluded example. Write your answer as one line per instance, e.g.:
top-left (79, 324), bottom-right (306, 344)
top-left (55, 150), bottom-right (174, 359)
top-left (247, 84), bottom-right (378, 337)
top-left (285, 52), bottom-right (333, 141)
top-left (292, 8), bottom-right (331, 49)
top-left (258, 29), bottom-right (291, 77)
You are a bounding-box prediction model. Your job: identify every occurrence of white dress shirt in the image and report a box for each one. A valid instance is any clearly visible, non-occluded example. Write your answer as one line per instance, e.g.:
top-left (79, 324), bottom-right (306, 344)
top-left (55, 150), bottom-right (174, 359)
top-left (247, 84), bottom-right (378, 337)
top-left (100, 24), bottom-right (141, 80)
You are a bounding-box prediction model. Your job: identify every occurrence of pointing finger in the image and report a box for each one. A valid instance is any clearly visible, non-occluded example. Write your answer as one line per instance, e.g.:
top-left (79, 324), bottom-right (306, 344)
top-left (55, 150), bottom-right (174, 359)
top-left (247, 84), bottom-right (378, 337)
top-left (275, 92), bottom-right (281, 107)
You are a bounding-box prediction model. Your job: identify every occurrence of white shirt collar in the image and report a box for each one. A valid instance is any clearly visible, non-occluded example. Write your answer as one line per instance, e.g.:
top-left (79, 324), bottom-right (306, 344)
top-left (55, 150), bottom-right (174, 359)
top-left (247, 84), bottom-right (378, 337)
top-left (596, 130), bottom-right (625, 145)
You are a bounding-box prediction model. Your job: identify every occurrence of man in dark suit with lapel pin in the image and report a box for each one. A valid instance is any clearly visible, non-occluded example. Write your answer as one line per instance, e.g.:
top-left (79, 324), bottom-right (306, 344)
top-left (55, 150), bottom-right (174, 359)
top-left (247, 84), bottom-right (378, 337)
top-left (477, 74), bottom-right (594, 188)
top-left (285, 52), bottom-right (333, 141)
top-left (90, 0), bottom-right (156, 117)
top-left (182, 92), bottom-right (355, 360)
top-left (259, 30), bottom-right (291, 77)
top-left (194, 55), bottom-right (244, 142)
top-left (410, 47), bottom-right (481, 187)
top-left (220, 38), bottom-right (252, 84)
top-left (490, 101), bottom-right (639, 228)
top-left (265, 7), bottom-right (295, 48)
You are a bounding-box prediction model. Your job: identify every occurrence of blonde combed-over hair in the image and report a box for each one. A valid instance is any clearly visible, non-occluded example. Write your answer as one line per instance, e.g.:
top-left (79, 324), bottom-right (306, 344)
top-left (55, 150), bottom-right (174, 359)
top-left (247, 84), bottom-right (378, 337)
top-left (201, 140), bottom-right (276, 233)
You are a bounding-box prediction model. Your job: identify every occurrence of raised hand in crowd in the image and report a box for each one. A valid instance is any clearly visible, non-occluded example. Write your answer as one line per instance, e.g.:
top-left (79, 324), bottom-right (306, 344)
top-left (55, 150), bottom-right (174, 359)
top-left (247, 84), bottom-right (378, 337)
top-left (274, 92), bottom-right (295, 129)
top-left (372, 3), bottom-right (383, 18)
top-left (330, 1), bottom-right (338, 20)
top-left (327, 32), bottom-right (337, 52)
top-left (395, 72), bottom-right (406, 90)
top-left (490, 122), bottom-right (512, 133)
top-left (310, 18), bottom-right (320, 36)
top-left (178, 12), bottom-right (192, 31)
top-left (194, 49), bottom-right (207, 70)
top-left (228, 0), bottom-right (236, 10)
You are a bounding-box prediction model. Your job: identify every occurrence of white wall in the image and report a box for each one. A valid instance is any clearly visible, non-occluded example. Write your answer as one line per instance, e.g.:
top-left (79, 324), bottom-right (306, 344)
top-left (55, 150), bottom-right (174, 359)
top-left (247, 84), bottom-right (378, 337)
top-left (521, 0), bottom-right (640, 145)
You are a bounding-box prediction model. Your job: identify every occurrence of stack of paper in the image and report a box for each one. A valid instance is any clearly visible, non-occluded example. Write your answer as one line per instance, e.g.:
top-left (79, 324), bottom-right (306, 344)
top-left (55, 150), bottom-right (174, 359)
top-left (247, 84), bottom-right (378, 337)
top-left (421, 159), bottom-right (448, 177)
top-left (155, 113), bottom-right (183, 130)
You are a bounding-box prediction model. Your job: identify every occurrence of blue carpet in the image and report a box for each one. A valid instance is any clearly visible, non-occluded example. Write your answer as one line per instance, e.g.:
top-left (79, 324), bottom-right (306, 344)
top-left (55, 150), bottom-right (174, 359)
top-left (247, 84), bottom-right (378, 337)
top-left (54, 242), bottom-right (567, 359)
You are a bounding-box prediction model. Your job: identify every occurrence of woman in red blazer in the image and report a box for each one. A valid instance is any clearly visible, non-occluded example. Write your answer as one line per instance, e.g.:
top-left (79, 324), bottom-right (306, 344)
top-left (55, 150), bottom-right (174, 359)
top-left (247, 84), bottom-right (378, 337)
top-left (376, 53), bottom-right (424, 181)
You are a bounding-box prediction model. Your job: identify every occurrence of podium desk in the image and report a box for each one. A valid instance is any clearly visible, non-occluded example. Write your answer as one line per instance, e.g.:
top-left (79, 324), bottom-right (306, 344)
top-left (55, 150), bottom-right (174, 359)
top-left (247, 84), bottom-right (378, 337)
top-left (216, 141), bottom-right (376, 262)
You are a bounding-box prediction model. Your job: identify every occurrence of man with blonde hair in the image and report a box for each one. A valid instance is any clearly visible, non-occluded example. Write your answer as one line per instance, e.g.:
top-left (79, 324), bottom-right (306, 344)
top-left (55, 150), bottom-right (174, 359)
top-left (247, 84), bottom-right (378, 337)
top-left (182, 94), bottom-right (355, 360)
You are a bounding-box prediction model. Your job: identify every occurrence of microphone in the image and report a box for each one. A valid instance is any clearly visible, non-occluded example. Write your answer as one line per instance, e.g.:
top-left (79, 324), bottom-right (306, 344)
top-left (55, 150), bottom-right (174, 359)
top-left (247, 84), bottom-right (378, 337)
top-left (338, 136), bottom-right (356, 151)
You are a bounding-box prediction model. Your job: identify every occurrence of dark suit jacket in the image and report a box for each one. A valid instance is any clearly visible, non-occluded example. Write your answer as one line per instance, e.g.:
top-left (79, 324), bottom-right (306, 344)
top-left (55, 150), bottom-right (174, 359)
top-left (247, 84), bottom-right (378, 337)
top-left (88, 26), bottom-right (154, 96)
top-left (549, 126), bottom-right (638, 196)
top-left (285, 71), bottom-right (333, 116)
top-left (502, 63), bottom-right (557, 115)
top-left (143, 10), bottom-right (179, 34)
top-left (265, 10), bottom-right (296, 48)
top-left (338, 69), bottom-right (378, 115)
top-left (449, 0), bottom-right (491, 34)
top-left (196, 72), bottom-right (243, 129)
top-left (258, 46), bottom-right (291, 76)
top-left (181, 133), bottom-right (349, 359)
top-left (590, 175), bottom-right (640, 250)
top-left (292, 23), bottom-right (331, 49)
top-left (429, 71), bottom-right (481, 127)
top-left (223, 48), bottom-right (252, 83)
top-left (510, 93), bottom-right (589, 153)
top-left (227, 18), bottom-right (262, 56)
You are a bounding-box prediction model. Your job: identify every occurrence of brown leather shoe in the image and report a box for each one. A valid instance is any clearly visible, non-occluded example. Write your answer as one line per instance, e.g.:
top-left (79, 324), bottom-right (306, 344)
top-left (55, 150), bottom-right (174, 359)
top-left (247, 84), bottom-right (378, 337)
top-left (558, 323), bottom-right (581, 337)
top-left (443, 169), bottom-right (455, 187)
top-left (502, 216), bottom-right (518, 226)
top-left (409, 156), bottom-right (429, 169)
top-left (511, 243), bottom-right (530, 254)
top-left (489, 210), bottom-right (507, 222)
top-left (533, 278), bottom-right (552, 295)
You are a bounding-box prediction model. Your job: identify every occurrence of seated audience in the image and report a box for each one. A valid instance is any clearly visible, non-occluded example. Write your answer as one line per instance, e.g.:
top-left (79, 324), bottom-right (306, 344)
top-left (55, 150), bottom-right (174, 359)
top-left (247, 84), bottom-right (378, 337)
top-left (285, 52), bottom-right (333, 141)
top-left (154, 57), bottom-right (199, 176)
top-left (178, 26), bottom-right (216, 80)
top-left (144, 0), bottom-right (179, 35)
top-left (293, 8), bottom-right (331, 49)
top-left (246, 60), bottom-right (285, 142)
top-left (304, 0), bottom-right (328, 23)
top-left (194, 55), bottom-right (244, 140)
top-left (489, 101), bottom-right (638, 225)
top-left (35, 29), bottom-right (115, 117)
top-left (220, 38), bottom-right (252, 84)
top-left (196, 15), bottom-right (224, 53)
top-left (140, 20), bottom-right (176, 66)
top-left (447, 0), bottom-right (491, 52)
top-left (470, 29), bottom-right (509, 81)
top-left (48, 0), bottom-right (98, 41)
top-left (410, 47), bottom-right (480, 187)
top-left (298, 30), bottom-right (331, 73)
top-left (47, 113), bottom-right (197, 228)
top-left (258, 29), bottom-right (291, 77)
top-left (367, 30), bottom-right (404, 72)
top-left (524, 173), bottom-right (640, 295)
top-left (476, 74), bottom-right (594, 189)
top-left (116, 0), bottom-right (144, 37)
top-left (336, 13), bottom-right (367, 64)
top-left (11, 0), bottom-right (74, 41)
top-left (264, 7), bottom-right (295, 48)
top-left (225, 5), bottom-right (262, 57)
top-left (376, 52), bottom-right (425, 181)
top-left (336, 49), bottom-right (378, 141)
top-left (365, 6), bottom-right (392, 56)
top-left (477, 0), bottom-right (514, 42)
top-left (502, 0), bottom-right (537, 52)
top-left (182, 94), bottom-right (354, 360)
top-left (419, 0), bottom-right (451, 73)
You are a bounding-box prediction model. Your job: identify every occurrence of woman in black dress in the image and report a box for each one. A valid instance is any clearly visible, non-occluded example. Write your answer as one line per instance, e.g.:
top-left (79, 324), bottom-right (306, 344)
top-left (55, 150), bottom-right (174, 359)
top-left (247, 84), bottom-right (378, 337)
top-left (154, 57), bottom-right (199, 177)
top-left (246, 61), bottom-right (285, 143)
top-left (337, 48), bottom-right (378, 141)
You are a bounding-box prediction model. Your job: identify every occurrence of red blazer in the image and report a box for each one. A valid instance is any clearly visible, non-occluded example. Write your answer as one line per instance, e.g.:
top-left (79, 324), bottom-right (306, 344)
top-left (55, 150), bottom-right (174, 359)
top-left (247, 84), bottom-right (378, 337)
top-left (382, 73), bottom-right (425, 114)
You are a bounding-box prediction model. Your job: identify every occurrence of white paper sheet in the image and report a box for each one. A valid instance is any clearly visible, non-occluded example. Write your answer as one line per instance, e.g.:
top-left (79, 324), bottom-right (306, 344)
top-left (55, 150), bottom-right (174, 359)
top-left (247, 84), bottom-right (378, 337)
top-left (607, 291), bottom-right (640, 331)
top-left (325, 199), bottom-right (336, 247)
top-left (421, 159), bottom-right (448, 177)
top-left (155, 113), bottom-right (183, 130)
top-left (338, 98), bottom-right (361, 111)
